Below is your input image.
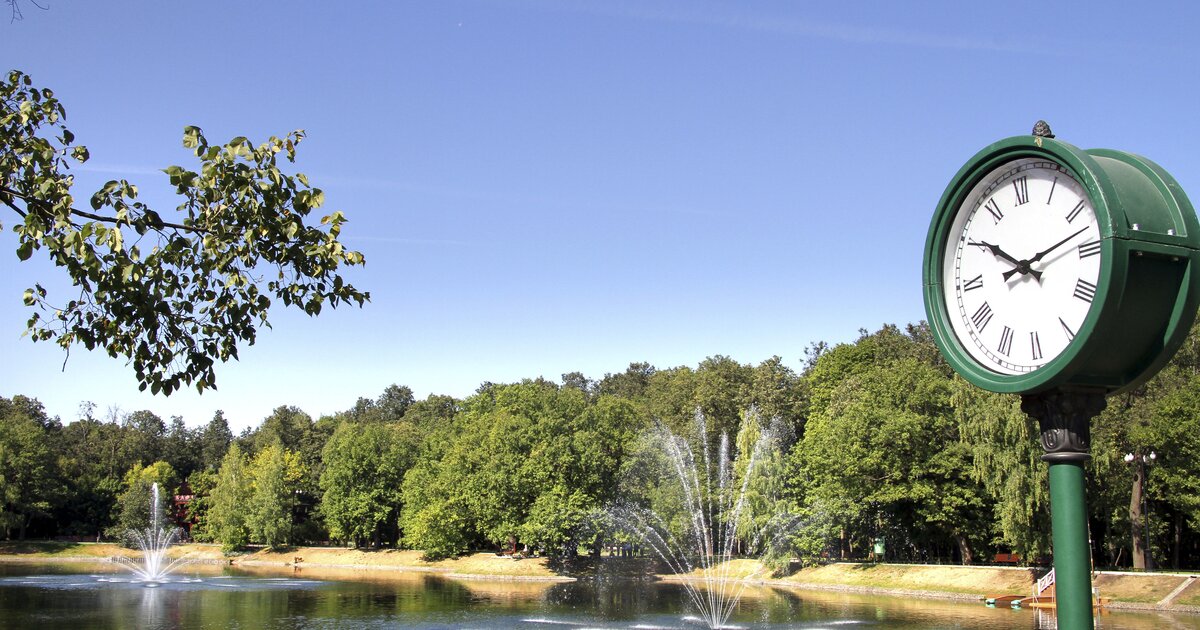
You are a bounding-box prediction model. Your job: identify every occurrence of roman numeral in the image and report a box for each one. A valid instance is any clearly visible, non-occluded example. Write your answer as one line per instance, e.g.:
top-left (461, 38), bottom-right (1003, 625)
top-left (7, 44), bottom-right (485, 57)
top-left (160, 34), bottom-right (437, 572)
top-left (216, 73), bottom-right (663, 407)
top-left (962, 274), bottom-right (984, 292)
top-left (1059, 317), bottom-right (1076, 342)
top-left (985, 198), bottom-right (1004, 224)
top-left (1047, 177), bottom-right (1057, 205)
top-left (1074, 279), bottom-right (1097, 303)
top-left (1079, 239), bottom-right (1101, 259)
top-left (998, 326), bottom-right (1014, 356)
top-left (1013, 176), bottom-right (1029, 206)
top-left (1031, 331), bottom-right (1043, 361)
top-left (1066, 200), bottom-right (1085, 223)
top-left (971, 302), bottom-right (994, 332)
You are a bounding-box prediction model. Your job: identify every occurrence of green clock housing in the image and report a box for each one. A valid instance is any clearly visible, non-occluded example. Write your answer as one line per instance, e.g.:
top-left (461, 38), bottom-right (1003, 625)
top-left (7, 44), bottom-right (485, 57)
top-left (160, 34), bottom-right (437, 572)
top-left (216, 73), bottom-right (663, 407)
top-left (923, 134), bottom-right (1200, 394)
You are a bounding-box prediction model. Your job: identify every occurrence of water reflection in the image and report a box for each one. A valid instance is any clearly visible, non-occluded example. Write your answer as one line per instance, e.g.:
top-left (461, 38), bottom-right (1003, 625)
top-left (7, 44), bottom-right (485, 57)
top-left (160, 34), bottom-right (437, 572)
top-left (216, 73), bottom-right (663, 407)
top-left (0, 562), bottom-right (1198, 629)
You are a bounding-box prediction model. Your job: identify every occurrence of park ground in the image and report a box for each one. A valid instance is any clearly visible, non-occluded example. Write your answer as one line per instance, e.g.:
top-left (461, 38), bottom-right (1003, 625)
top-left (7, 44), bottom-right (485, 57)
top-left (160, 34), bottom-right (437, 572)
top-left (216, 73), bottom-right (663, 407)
top-left (1, 542), bottom-right (1198, 613)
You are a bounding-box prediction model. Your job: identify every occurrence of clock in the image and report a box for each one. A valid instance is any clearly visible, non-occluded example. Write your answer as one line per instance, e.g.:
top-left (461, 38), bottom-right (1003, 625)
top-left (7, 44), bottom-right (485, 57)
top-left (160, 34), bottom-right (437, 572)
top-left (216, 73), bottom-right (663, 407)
top-left (943, 158), bottom-right (1102, 375)
top-left (924, 128), bottom-right (1200, 394)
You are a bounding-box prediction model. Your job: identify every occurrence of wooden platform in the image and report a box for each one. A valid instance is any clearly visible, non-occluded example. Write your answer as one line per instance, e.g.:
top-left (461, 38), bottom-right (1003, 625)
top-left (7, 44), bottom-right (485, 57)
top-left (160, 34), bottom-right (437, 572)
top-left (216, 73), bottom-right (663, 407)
top-left (984, 594), bottom-right (1023, 607)
top-left (1011, 596), bottom-right (1109, 609)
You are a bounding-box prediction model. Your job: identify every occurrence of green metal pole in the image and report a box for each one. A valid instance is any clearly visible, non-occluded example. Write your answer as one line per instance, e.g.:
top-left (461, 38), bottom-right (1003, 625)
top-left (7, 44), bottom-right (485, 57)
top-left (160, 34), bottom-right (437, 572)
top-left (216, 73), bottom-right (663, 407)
top-left (1047, 461), bottom-right (1094, 629)
top-left (1022, 389), bottom-right (1105, 630)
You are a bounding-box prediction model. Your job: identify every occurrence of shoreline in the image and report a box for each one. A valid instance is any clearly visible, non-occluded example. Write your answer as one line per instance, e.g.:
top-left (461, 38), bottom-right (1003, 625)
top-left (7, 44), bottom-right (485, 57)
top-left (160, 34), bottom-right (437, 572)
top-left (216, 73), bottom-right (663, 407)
top-left (2, 543), bottom-right (1198, 615)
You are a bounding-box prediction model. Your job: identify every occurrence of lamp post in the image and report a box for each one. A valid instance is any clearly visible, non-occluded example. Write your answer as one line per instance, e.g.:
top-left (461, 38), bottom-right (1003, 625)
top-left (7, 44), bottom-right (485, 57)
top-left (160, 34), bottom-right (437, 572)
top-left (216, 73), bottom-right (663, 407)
top-left (1124, 450), bottom-right (1156, 571)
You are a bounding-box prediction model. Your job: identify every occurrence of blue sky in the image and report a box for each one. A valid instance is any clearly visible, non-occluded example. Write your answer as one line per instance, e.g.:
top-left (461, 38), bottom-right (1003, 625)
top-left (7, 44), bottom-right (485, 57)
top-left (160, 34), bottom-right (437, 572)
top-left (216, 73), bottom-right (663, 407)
top-left (3, 1), bottom-right (1200, 432)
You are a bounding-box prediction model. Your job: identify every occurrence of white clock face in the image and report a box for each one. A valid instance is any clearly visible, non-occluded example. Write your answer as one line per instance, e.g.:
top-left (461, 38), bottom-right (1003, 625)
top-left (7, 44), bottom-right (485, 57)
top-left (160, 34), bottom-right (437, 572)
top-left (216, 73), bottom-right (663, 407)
top-left (942, 158), bottom-right (1102, 374)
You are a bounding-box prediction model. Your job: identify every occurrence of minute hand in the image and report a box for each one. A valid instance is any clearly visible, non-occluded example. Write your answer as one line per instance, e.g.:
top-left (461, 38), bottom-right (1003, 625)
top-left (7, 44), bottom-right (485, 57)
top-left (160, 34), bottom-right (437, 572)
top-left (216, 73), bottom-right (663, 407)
top-left (1002, 227), bottom-right (1089, 281)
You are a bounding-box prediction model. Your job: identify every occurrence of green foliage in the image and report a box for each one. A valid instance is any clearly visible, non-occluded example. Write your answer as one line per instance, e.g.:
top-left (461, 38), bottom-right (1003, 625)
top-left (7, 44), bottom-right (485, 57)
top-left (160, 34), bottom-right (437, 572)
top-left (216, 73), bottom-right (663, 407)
top-left (1146, 377), bottom-right (1200, 530)
top-left (1, 69), bottom-right (369, 395)
top-left (207, 444), bottom-right (252, 551)
top-left (108, 461), bottom-right (178, 543)
top-left (790, 325), bottom-right (986, 565)
top-left (953, 378), bottom-right (1050, 560)
top-left (246, 442), bottom-right (305, 548)
top-left (184, 469), bottom-right (217, 542)
top-left (0, 400), bottom-right (62, 540)
top-left (1088, 321), bottom-right (1200, 568)
top-left (733, 408), bottom-right (790, 551)
top-left (400, 381), bottom-right (641, 558)
top-left (197, 411), bottom-right (233, 472)
top-left (6, 321), bottom-right (1200, 568)
top-left (318, 422), bottom-right (413, 547)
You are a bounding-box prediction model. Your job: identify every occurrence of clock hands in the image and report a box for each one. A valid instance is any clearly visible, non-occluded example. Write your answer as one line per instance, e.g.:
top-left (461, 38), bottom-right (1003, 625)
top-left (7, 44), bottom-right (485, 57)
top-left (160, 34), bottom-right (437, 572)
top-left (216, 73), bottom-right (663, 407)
top-left (1001, 226), bottom-right (1089, 281)
top-left (968, 240), bottom-right (1021, 265)
top-left (969, 240), bottom-right (1043, 281)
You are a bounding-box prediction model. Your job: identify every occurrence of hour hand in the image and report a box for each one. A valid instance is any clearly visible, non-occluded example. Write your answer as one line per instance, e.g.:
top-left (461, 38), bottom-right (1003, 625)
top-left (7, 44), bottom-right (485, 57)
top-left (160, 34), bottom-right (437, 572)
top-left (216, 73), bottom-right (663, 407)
top-left (971, 240), bottom-right (1042, 281)
top-left (968, 240), bottom-right (1022, 266)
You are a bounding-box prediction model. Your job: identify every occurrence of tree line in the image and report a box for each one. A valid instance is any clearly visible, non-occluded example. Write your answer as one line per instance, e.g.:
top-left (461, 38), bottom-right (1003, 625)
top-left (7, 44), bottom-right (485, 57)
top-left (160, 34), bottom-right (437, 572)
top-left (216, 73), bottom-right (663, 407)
top-left (3, 321), bottom-right (1200, 569)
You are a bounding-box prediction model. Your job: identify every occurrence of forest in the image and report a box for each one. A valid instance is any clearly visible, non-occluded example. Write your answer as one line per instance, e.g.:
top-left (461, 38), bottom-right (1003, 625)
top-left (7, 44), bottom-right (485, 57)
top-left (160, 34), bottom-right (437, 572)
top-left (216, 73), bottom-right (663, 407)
top-left (3, 321), bottom-right (1199, 570)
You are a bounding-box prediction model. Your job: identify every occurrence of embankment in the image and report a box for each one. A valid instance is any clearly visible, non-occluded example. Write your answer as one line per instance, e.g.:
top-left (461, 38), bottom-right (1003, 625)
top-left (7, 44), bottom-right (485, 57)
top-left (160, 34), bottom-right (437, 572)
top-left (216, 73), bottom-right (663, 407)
top-left (2, 542), bottom-right (1197, 613)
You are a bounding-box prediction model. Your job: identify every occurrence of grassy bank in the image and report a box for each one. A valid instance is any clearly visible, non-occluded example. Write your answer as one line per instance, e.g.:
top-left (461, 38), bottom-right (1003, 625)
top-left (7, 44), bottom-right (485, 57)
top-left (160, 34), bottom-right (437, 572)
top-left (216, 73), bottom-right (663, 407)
top-left (3, 542), bottom-right (1198, 611)
top-left (778, 562), bottom-right (1036, 597)
top-left (0, 542), bottom-right (565, 580)
top-left (240, 547), bottom-right (569, 580)
top-left (0, 541), bottom-right (226, 562)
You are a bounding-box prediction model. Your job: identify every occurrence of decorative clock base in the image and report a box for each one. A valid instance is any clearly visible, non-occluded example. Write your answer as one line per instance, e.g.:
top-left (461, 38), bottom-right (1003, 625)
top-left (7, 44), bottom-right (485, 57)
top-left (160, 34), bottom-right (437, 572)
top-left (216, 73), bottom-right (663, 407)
top-left (1021, 388), bottom-right (1107, 630)
top-left (1020, 388), bottom-right (1107, 463)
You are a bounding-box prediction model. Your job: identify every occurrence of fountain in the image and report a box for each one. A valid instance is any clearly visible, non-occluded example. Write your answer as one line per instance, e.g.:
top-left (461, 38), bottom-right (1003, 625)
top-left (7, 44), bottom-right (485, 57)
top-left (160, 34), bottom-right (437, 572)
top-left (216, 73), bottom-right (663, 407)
top-left (608, 408), bottom-right (797, 629)
top-left (112, 482), bottom-right (190, 586)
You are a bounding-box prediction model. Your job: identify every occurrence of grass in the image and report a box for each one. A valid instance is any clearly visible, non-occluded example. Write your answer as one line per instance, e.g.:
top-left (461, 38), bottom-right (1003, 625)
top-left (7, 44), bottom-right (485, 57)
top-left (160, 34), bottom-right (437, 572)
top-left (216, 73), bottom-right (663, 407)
top-left (777, 563), bottom-right (1036, 596)
top-left (1094, 572), bottom-right (1195, 604)
top-left (1176, 579), bottom-right (1200, 607)
top-left (243, 547), bottom-right (568, 579)
top-left (3, 542), bottom-right (1198, 607)
top-left (0, 541), bottom-right (228, 561)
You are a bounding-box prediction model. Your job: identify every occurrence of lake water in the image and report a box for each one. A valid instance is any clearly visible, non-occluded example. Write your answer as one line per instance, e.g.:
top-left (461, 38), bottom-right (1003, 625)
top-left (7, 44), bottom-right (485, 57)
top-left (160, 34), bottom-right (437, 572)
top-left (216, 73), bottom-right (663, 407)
top-left (0, 562), bottom-right (1195, 629)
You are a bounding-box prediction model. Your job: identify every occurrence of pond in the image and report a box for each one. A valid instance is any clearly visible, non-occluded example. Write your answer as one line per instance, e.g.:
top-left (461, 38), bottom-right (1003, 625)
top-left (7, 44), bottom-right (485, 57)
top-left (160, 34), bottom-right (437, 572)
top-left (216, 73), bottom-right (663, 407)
top-left (0, 562), bottom-right (1195, 629)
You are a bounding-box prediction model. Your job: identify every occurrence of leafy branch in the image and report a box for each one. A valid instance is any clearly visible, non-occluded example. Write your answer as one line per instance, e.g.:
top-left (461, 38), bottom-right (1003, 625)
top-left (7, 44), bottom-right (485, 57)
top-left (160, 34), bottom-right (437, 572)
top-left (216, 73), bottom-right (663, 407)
top-left (2, 69), bottom-right (370, 395)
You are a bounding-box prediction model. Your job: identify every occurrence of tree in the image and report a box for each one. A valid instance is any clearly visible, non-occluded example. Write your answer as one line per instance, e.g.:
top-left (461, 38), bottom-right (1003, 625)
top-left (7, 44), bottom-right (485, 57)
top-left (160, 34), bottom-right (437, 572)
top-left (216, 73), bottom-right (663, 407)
top-left (953, 378), bottom-right (1050, 562)
top-left (375, 385), bottom-right (415, 421)
top-left (1089, 322), bottom-right (1200, 569)
top-left (400, 381), bottom-right (640, 559)
top-left (1, 70), bottom-right (369, 394)
top-left (6, 0), bottom-right (47, 23)
top-left (184, 469), bottom-right (217, 543)
top-left (246, 442), bottom-right (306, 548)
top-left (597, 362), bottom-right (655, 400)
top-left (0, 395), bottom-right (56, 429)
top-left (163, 416), bottom-right (197, 478)
top-left (250, 406), bottom-right (312, 454)
top-left (207, 444), bottom-right (252, 551)
top-left (120, 410), bottom-right (166, 465)
top-left (197, 411), bottom-right (233, 472)
top-left (108, 461), bottom-right (178, 542)
top-left (319, 422), bottom-right (414, 547)
top-left (54, 405), bottom-right (125, 538)
top-left (0, 399), bottom-right (61, 539)
top-left (788, 325), bottom-right (986, 565)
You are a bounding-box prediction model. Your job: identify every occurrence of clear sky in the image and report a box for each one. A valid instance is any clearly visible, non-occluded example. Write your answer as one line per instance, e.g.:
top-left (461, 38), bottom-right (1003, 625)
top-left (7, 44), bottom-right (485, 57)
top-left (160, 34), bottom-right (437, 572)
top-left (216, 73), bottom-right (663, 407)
top-left (3, 1), bottom-right (1200, 432)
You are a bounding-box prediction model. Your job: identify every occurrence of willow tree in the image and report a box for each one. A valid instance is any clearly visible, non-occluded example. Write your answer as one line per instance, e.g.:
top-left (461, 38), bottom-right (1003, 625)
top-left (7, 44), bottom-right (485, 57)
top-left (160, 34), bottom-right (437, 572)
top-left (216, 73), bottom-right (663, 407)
top-left (953, 378), bottom-right (1050, 562)
top-left (1, 70), bottom-right (369, 394)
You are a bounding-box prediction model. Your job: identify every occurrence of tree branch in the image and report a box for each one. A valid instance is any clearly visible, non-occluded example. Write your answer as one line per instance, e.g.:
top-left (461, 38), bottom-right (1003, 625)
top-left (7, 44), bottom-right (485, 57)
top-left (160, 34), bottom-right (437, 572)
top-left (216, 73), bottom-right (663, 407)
top-left (1, 195), bottom-right (28, 218)
top-left (0, 184), bottom-right (213, 235)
